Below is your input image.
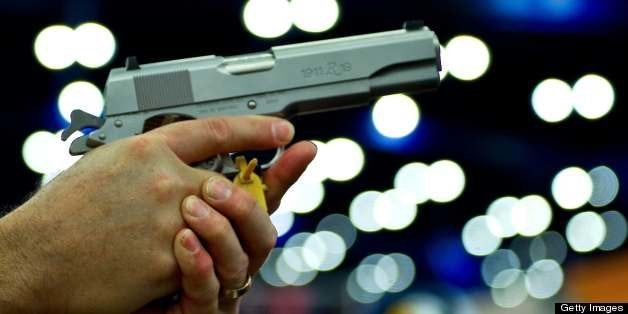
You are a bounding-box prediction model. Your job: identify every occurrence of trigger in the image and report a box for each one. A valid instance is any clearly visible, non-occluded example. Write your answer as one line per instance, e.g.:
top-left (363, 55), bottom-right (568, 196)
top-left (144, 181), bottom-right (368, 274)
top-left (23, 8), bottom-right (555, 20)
top-left (260, 146), bottom-right (285, 171)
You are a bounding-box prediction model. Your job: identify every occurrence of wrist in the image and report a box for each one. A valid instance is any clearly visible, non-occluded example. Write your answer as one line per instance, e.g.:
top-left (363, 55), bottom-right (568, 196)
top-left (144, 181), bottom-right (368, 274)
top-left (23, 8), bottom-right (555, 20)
top-left (0, 205), bottom-right (58, 312)
top-left (0, 212), bottom-right (32, 311)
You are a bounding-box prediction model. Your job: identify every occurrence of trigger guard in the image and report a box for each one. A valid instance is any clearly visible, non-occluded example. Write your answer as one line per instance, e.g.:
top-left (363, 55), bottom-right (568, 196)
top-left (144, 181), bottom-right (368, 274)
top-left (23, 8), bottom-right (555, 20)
top-left (260, 146), bottom-right (285, 171)
top-left (195, 155), bottom-right (224, 172)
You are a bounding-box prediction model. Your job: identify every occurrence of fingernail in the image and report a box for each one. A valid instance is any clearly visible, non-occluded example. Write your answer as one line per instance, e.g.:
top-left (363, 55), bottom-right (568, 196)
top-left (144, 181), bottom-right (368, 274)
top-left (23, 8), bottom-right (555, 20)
top-left (181, 229), bottom-right (200, 253)
top-left (205, 177), bottom-right (232, 201)
top-left (308, 141), bottom-right (318, 155)
top-left (272, 120), bottom-right (295, 143)
top-left (185, 196), bottom-right (209, 218)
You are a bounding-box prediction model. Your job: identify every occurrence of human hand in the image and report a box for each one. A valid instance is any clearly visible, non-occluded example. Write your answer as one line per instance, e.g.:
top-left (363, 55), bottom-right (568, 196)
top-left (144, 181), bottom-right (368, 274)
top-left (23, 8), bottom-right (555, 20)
top-left (137, 140), bottom-right (316, 314)
top-left (0, 116), bottom-right (314, 313)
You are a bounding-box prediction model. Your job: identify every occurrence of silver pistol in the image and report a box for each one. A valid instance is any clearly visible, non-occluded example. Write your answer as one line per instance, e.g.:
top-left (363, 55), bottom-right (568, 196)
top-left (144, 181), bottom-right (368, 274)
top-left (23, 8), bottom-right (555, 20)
top-left (62, 21), bottom-right (442, 175)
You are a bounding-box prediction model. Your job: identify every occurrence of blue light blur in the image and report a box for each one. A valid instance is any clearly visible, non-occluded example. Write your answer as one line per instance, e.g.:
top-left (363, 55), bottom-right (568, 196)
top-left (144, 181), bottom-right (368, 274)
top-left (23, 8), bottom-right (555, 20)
top-left (469, 0), bottom-right (621, 31)
top-left (488, 0), bottom-right (586, 21)
top-left (425, 234), bottom-right (481, 288)
top-left (43, 98), bottom-right (70, 132)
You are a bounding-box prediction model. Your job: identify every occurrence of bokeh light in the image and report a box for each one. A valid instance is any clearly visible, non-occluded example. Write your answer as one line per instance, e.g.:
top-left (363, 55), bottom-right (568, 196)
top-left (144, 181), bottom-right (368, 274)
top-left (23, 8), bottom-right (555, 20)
top-left (462, 215), bottom-right (502, 256)
top-left (486, 196), bottom-right (519, 238)
top-left (372, 94), bottom-right (421, 139)
top-left (445, 35), bottom-right (491, 81)
top-left (349, 191), bottom-right (383, 232)
top-left (490, 269), bottom-right (528, 308)
top-left (300, 137), bottom-right (365, 185)
top-left (34, 25), bottom-right (76, 70)
top-left (278, 233), bottom-right (319, 285)
top-left (531, 78), bottom-right (573, 123)
top-left (74, 23), bottom-right (116, 68)
top-left (427, 160), bottom-right (466, 203)
top-left (350, 253), bottom-right (415, 296)
top-left (551, 167), bottom-right (593, 210)
top-left (481, 249), bottom-right (521, 288)
top-left (373, 189), bottom-right (418, 231)
top-left (34, 23), bottom-right (116, 70)
top-left (572, 74), bottom-right (615, 120)
top-left (316, 214), bottom-right (357, 248)
top-left (373, 255), bottom-right (399, 292)
top-left (588, 166), bottom-right (619, 207)
top-left (599, 211), bottom-right (627, 251)
top-left (283, 233), bottom-right (315, 272)
top-left (346, 267), bottom-right (384, 304)
top-left (260, 248), bottom-right (288, 287)
top-left (290, 0), bottom-right (339, 33)
top-left (325, 138), bottom-right (365, 182)
top-left (524, 259), bottom-right (563, 299)
top-left (356, 263), bottom-right (388, 294)
top-left (387, 253), bottom-right (416, 293)
top-left (529, 231), bottom-right (568, 264)
top-left (511, 195), bottom-right (553, 237)
top-left (276, 250), bottom-right (318, 286)
top-left (270, 210), bottom-right (295, 238)
top-left (566, 211), bottom-right (606, 253)
top-left (243, 0), bottom-right (293, 39)
top-left (276, 178), bottom-right (325, 214)
top-left (22, 131), bottom-right (59, 174)
top-left (52, 130), bottom-right (82, 170)
top-left (23, 130), bottom-right (83, 175)
top-left (58, 81), bottom-right (105, 123)
top-left (357, 254), bottom-right (388, 290)
top-left (394, 162), bottom-right (430, 205)
top-left (300, 140), bottom-right (329, 183)
top-left (439, 45), bottom-right (449, 80)
top-left (302, 231), bottom-right (347, 271)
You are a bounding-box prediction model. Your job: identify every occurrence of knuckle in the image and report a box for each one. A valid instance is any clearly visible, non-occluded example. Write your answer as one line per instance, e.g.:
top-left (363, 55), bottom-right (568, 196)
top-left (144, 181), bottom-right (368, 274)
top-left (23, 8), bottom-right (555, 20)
top-left (264, 228), bottom-right (279, 253)
top-left (203, 118), bottom-right (231, 146)
top-left (222, 255), bottom-right (250, 286)
top-left (252, 227), bottom-right (277, 268)
top-left (124, 135), bottom-right (161, 159)
top-left (156, 212), bottom-right (185, 240)
top-left (149, 253), bottom-right (178, 284)
top-left (197, 254), bottom-right (215, 275)
top-left (232, 192), bottom-right (258, 220)
top-left (190, 283), bottom-right (218, 304)
top-left (205, 213), bottom-right (231, 240)
top-left (182, 179), bottom-right (200, 196)
top-left (188, 261), bottom-right (219, 302)
top-left (149, 174), bottom-right (184, 203)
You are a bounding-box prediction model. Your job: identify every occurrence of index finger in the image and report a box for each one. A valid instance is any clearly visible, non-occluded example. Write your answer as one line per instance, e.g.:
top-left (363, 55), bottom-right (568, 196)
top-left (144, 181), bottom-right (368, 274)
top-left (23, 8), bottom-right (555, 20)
top-left (263, 141), bottom-right (317, 213)
top-left (149, 116), bottom-right (295, 164)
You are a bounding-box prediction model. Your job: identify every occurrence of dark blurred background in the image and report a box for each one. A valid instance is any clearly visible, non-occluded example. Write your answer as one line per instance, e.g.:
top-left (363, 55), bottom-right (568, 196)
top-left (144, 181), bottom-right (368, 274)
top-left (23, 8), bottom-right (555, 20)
top-left (1, 0), bottom-right (627, 313)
